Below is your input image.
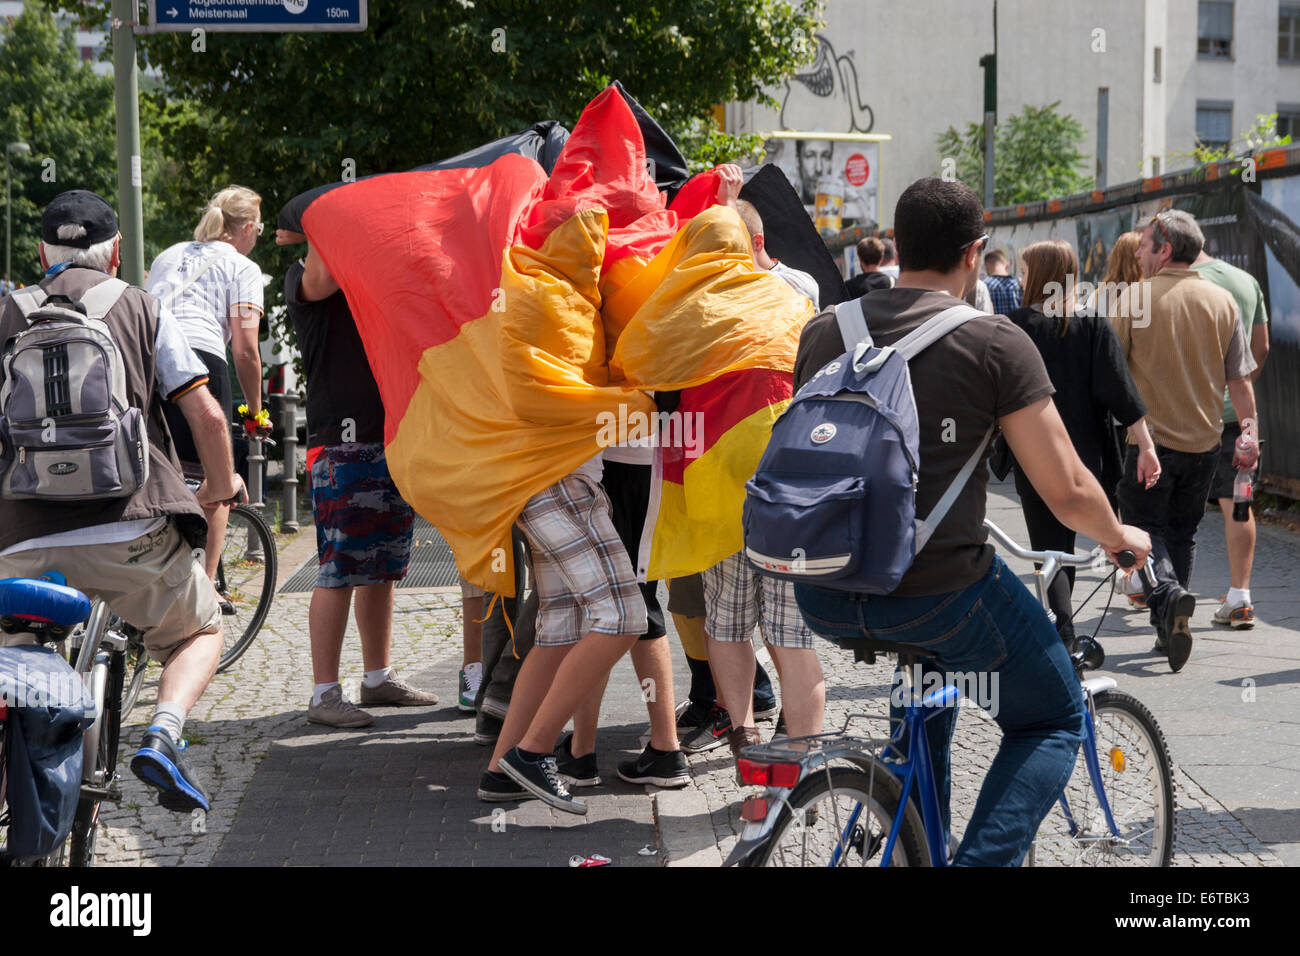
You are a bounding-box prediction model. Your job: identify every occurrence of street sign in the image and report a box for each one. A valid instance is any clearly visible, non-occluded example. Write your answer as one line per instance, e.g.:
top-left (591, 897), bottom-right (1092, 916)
top-left (145, 1), bottom-right (366, 33)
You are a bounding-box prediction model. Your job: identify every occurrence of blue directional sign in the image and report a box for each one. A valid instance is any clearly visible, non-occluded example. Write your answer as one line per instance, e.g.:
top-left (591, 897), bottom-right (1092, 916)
top-left (146, 1), bottom-right (367, 33)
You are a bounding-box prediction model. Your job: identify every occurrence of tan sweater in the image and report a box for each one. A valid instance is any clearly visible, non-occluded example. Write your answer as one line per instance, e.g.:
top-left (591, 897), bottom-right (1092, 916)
top-left (1111, 269), bottom-right (1253, 454)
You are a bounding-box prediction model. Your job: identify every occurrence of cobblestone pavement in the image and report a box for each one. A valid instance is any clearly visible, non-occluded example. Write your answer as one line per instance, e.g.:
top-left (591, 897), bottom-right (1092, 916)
top-left (91, 479), bottom-right (1296, 867)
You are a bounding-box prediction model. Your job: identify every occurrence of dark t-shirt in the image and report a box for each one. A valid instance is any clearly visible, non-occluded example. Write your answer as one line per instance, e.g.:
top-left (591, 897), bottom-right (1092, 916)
top-left (793, 289), bottom-right (1055, 596)
top-left (284, 261), bottom-right (385, 448)
top-left (844, 271), bottom-right (894, 298)
top-left (1006, 307), bottom-right (1146, 480)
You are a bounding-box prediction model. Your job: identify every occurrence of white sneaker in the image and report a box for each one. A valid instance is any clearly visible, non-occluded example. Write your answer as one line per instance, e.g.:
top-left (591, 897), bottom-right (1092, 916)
top-left (1213, 597), bottom-right (1254, 629)
top-left (458, 661), bottom-right (483, 712)
top-left (1116, 569), bottom-right (1148, 608)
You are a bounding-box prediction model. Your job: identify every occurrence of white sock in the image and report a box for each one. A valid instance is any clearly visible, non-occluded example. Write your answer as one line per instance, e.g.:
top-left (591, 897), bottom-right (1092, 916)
top-left (1227, 587), bottom-right (1251, 606)
top-left (362, 666), bottom-right (393, 688)
top-left (312, 681), bottom-right (340, 706)
top-left (150, 702), bottom-right (186, 744)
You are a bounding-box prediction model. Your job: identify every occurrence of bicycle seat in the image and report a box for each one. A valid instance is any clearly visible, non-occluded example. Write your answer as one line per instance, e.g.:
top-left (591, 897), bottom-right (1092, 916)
top-left (0, 576), bottom-right (92, 629)
top-left (821, 635), bottom-right (939, 665)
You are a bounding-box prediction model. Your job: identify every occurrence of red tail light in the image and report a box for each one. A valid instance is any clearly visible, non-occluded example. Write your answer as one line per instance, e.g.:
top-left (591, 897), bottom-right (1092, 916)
top-left (737, 759), bottom-right (801, 788)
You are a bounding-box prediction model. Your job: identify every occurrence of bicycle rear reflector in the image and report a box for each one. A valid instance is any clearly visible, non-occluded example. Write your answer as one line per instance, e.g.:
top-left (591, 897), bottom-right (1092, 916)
top-left (740, 797), bottom-right (769, 822)
top-left (737, 759), bottom-right (801, 788)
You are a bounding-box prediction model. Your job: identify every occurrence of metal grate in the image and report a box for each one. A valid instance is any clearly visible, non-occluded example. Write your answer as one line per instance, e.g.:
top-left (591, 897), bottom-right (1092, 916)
top-left (278, 517), bottom-right (460, 593)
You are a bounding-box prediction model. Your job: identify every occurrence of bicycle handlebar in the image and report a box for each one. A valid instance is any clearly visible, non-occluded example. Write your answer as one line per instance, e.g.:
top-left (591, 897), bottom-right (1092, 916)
top-left (983, 519), bottom-right (1101, 567)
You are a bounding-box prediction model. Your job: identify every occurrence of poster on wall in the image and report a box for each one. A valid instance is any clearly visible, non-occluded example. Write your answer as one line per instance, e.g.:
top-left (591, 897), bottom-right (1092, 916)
top-left (1075, 210), bottom-right (1133, 285)
top-left (762, 138), bottom-right (879, 231)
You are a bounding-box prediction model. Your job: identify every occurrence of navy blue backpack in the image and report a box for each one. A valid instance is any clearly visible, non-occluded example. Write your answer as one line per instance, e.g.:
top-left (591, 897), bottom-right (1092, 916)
top-left (743, 299), bottom-right (993, 594)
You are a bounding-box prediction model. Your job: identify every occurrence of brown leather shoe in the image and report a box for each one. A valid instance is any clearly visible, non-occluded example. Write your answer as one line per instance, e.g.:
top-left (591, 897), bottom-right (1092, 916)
top-left (728, 725), bottom-right (761, 784)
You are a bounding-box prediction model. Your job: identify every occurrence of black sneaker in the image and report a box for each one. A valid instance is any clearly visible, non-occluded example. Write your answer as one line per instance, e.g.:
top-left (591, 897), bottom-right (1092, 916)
top-left (679, 706), bottom-right (731, 754)
top-left (676, 700), bottom-right (712, 730)
top-left (474, 711), bottom-right (504, 746)
top-left (617, 744), bottom-right (689, 788)
top-left (477, 769), bottom-right (526, 801)
top-left (554, 731), bottom-right (600, 787)
top-left (753, 697), bottom-right (779, 721)
top-left (773, 709), bottom-right (787, 739)
top-left (499, 747), bottom-right (587, 815)
top-left (1164, 588), bottom-right (1196, 673)
top-left (129, 727), bottom-right (210, 813)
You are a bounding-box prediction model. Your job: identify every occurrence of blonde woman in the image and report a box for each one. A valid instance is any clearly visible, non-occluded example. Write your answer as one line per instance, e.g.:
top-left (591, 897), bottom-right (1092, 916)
top-left (147, 187), bottom-right (265, 590)
top-left (1005, 239), bottom-right (1160, 668)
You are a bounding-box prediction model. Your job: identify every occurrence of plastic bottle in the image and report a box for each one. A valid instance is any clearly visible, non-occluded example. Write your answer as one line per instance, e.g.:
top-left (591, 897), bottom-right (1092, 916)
top-left (1232, 467), bottom-right (1253, 522)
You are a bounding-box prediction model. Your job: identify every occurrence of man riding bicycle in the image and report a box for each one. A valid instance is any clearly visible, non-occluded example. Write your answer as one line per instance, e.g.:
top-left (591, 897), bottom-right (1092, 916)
top-left (791, 178), bottom-right (1152, 865)
top-left (0, 190), bottom-right (244, 814)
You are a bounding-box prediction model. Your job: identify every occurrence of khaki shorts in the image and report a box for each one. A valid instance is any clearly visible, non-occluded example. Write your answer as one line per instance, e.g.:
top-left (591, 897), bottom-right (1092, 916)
top-left (458, 574), bottom-right (487, 600)
top-left (0, 521), bottom-right (221, 663)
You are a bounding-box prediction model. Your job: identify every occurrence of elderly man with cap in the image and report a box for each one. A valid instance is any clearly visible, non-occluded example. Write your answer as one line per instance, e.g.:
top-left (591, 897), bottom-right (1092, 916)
top-left (0, 190), bottom-right (243, 813)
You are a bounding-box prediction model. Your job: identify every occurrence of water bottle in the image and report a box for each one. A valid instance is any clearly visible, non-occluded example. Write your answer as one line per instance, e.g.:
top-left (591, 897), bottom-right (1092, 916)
top-left (1233, 423), bottom-right (1257, 522)
top-left (1232, 468), bottom-right (1253, 522)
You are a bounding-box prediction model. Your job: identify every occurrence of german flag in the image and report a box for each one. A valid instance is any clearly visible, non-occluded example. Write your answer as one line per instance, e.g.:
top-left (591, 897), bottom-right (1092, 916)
top-left (300, 86), bottom-right (812, 594)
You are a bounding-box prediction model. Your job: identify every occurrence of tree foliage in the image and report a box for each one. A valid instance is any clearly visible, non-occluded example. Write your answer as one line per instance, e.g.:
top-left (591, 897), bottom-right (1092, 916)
top-left (55, 0), bottom-right (822, 308)
top-left (936, 102), bottom-right (1092, 207)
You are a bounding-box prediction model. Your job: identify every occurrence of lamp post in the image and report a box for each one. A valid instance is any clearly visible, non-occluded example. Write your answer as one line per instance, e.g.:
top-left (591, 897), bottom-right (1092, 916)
top-left (4, 141), bottom-right (31, 290)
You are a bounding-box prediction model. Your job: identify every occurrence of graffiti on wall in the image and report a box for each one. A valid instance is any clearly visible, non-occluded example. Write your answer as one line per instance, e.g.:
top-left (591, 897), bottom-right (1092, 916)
top-left (763, 36), bottom-right (880, 231)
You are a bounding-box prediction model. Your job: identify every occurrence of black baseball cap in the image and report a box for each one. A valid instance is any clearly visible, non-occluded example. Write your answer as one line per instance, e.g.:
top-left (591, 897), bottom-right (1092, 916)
top-left (41, 190), bottom-right (118, 248)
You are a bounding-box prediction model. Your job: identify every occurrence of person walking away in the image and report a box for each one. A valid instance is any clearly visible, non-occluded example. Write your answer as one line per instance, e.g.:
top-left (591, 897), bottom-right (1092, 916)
top-left (1006, 239), bottom-right (1160, 667)
top-left (1191, 248), bottom-right (1269, 628)
top-left (146, 187), bottom-right (265, 595)
top-left (277, 228), bottom-right (437, 727)
top-left (1111, 211), bottom-right (1259, 671)
top-left (983, 248), bottom-right (1022, 314)
top-left (0, 190), bottom-right (246, 812)
top-left (845, 236), bottom-right (894, 298)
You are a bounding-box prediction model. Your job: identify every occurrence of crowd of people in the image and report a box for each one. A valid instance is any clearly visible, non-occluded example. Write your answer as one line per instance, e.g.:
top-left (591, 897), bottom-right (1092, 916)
top-left (0, 167), bottom-right (1264, 865)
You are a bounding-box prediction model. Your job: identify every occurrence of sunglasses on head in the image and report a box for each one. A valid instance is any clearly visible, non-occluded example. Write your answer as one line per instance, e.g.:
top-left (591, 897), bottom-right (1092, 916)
top-left (962, 233), bottom-right (990, 254)
top-left (1150, 214), bottom-right (1172, 248)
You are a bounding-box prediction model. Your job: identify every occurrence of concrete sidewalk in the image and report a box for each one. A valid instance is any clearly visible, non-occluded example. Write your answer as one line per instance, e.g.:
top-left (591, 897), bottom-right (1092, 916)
top-left (91, 478), bottom-right (1297, 866)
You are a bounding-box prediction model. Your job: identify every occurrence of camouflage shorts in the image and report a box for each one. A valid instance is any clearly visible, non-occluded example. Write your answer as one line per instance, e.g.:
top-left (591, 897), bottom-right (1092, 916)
top-left (311, 444), bottom-right (414, 589)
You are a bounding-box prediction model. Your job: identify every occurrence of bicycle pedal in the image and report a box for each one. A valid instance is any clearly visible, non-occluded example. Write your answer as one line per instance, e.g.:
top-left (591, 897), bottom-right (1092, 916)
top-left (79, 784), bottom-right (123, 803)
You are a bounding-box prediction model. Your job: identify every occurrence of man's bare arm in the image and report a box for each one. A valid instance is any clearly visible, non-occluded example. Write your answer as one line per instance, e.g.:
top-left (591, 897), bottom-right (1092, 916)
top-left (1250, 323), bottom-right (1269, 383)
top-left (300, 242), bottom-right (340, 303)
top-left (176, 386), bottom-right (243, 505)
top-left (1000, 397), bottom-right (1150, 564)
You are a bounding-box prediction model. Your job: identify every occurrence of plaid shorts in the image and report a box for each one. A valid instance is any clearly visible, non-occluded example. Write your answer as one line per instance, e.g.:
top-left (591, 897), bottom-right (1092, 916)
top-left (516, 473), bottom-right (647, 646)
top-left (311, 444), bottom-right (414, 589)
top-left (702, 551), bottom-right (813, 649)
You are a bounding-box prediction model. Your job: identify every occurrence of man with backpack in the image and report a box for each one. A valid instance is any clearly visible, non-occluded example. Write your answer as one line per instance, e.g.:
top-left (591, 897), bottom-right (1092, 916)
top-left (784, 178), bottom-right (1151, 866)
top-left (0, 190), bottom-right (243, 814)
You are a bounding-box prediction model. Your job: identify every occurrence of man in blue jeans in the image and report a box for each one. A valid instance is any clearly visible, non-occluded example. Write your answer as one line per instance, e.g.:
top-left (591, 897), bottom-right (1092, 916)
top-left (791, 178), bottom-right (1151, 866)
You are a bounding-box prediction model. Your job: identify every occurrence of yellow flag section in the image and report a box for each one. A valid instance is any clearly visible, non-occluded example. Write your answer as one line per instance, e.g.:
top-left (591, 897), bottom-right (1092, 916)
top-left (607, 205), bottom-right (815, 579)
top-left (386, 206), bottom-right (655, 595)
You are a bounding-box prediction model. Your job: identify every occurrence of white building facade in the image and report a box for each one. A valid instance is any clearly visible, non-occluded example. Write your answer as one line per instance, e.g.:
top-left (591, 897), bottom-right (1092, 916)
top-left (727, 0), bottom-right (1300, 227)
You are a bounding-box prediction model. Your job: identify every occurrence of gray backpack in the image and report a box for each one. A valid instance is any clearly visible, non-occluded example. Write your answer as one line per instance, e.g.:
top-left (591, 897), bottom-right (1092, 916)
top-left (0, 278), bottom-right (149, 500)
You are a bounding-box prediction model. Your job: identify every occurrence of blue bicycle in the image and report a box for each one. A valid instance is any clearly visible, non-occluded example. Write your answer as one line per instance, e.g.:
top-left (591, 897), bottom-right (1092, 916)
top-left (725, 522), bottom-right (1175, 867)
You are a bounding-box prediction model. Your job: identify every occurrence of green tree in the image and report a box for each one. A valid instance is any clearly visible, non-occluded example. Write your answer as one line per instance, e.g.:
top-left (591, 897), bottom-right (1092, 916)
top-left (0, 4), bottom-right (116, 286)
top-left (1, 3), bottom-right (213, 285)
top-left (1178, 112), bottom-right (1291, 168)
top-left (57, 0), bottom-right (822, 315)
top-left (936, 102), bottom-right (1092, 207)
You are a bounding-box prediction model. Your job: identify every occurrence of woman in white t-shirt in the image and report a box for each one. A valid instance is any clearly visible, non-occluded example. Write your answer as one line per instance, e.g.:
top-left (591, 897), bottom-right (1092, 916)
top-left (147, 186), bottom-right (265, 587)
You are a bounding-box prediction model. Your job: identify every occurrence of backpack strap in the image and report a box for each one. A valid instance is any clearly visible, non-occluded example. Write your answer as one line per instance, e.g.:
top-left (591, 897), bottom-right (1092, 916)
top-left (914, 420), bottom-right (996, 551)
top-left (854, 303), bottom-right (984, 374)
top-left (76, 277), bottom-right (129, 320)
top-left (835, 298), bottom-right (872, 352)
top-left (9, 287), bottom-right (48, 323)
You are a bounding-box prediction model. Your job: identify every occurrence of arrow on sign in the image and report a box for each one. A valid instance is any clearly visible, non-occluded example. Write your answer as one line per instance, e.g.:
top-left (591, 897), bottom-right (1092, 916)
top-left (167, 6), bottom-right (178, 16)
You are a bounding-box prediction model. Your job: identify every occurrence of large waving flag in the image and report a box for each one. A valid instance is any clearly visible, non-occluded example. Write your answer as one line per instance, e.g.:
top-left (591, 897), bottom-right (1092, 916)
top-left (298, 86), bottom-right (812, 594)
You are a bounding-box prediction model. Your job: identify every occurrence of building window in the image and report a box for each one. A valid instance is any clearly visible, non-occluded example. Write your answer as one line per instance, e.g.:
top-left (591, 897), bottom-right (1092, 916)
top-left (1279, 105), bottom-right (1300, 140)
top-left (1153, 46), bottom-right (1163, 82)
top-left (1282, 4), bottom-right (1300, 62)
top-left (1198, 0), bottom-right (1233, 59)
top-left (1196, 101), bottom-right (1233, 151)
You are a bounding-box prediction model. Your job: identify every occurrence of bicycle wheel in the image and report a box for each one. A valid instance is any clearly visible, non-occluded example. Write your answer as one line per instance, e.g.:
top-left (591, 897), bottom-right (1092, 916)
top-left (741, 765), bottom-right (928, 867)
top-left (1030, 690), bottom-right (1175, 867)
top-left (215, 504), bottom-right (276, 672)
top-left (121, 632), bottom-right (150, 717)
top-left (68, 649), bottom-right (126, 867)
